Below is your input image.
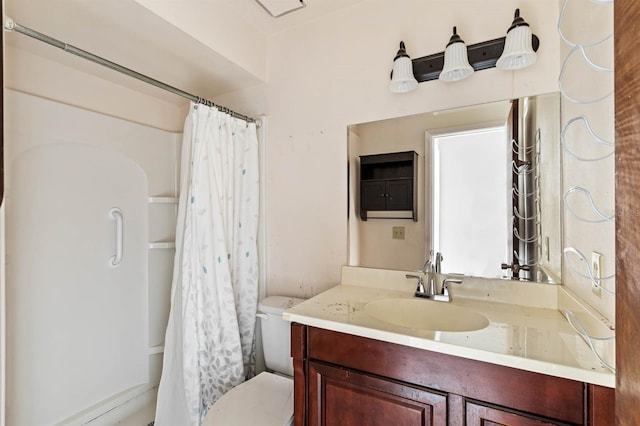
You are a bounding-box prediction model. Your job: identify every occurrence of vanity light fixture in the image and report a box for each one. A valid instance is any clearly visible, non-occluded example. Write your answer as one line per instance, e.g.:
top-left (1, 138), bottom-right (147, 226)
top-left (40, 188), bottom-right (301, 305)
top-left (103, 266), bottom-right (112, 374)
top-left (389, 9), bottom-right (539, 93)
top-left (389, 41), bottom-right (419, 93)
top-left (439, 27), bottom-right (474, 82)
top-left (496, 9), bottom-right (538, 70)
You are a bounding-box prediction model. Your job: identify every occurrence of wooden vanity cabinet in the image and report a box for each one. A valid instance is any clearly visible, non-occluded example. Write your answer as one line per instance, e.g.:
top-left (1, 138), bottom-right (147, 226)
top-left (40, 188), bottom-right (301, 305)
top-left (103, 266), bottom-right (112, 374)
top-left (291, 323), bottom-right (614, 426)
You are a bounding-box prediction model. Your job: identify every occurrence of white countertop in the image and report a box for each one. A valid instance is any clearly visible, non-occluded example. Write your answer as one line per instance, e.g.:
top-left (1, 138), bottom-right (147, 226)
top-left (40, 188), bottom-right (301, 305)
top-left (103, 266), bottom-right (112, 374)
top-left (283, 267), bottom-right (615, 388)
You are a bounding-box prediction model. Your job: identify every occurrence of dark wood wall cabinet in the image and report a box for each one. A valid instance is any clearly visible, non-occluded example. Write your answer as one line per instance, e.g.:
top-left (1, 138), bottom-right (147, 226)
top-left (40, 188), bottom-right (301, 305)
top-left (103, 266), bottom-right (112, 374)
top-left (359, 151), bottom-right (418, 221)
top-left (291, 323), bottom-right (614, 426)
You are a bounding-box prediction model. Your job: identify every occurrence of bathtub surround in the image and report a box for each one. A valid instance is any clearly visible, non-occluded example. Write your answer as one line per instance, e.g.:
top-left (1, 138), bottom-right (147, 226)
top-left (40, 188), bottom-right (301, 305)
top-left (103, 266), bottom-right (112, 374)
top-left (155, 103), bottom-right (260, 425)
top-left (4, 90), bottom-right (180, 425)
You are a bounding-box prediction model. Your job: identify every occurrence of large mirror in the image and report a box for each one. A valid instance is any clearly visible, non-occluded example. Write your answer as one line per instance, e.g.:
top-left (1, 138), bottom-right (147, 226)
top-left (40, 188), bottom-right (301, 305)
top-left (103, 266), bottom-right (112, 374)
top-left (347, 92), bottom-right (561, 283)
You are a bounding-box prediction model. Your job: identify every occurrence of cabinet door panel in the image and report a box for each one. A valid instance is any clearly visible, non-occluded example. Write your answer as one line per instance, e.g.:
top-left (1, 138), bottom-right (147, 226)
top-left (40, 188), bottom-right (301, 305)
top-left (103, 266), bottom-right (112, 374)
top-left (361, 180), bottom-right (387, 211)
top-left (309, 362), bottom-right (447, 426)
top-left (386, 178), bottom-right (413, 210)
top-left (466, 401), bottom-right (570, 426)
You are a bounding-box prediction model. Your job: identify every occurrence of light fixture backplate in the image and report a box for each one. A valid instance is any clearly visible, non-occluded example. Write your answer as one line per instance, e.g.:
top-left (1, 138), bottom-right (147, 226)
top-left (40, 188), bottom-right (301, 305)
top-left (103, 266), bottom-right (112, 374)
top-left (412, 35), bottom-right (540, 82)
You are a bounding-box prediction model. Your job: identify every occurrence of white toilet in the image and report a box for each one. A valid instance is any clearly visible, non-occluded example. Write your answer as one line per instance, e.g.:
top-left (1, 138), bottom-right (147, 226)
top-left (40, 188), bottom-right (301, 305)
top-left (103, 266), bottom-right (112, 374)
top-left (203, 296), bottom-right (305, 426)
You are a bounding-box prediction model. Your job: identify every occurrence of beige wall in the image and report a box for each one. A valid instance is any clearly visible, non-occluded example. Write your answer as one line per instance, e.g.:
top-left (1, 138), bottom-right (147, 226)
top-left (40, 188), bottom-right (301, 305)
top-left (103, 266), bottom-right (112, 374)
top-left (256, 0), bottom-right (560, 297)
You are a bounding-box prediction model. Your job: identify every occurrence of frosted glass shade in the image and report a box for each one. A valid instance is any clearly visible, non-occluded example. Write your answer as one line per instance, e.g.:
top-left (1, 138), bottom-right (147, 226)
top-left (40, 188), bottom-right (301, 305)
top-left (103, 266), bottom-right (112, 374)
top-left (496, 25), bottom-right (537, 70)
top-left (390, 56), bottom-right (418, 93)
top-left (439, 42), bottom-right (474, 82)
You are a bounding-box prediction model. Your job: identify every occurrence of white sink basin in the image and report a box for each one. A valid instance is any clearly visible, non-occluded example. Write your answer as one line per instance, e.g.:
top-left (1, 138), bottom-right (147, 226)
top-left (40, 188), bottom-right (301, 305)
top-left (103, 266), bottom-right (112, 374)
top-left (364, 298), bottom-right (489, 332)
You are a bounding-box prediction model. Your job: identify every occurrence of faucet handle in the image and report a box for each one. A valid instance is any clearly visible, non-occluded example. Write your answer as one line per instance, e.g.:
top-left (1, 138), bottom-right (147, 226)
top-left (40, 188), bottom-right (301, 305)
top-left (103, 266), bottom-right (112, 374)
top-left (441, 278), bottom-right (463, 297)
top-left (406, 274), bottom-right (426, 295)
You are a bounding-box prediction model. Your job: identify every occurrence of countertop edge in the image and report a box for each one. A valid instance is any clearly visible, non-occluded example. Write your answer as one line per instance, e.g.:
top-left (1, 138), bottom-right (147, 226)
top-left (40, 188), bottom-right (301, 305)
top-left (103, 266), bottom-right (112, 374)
top-left (283, 311), bottom-right (616, 389)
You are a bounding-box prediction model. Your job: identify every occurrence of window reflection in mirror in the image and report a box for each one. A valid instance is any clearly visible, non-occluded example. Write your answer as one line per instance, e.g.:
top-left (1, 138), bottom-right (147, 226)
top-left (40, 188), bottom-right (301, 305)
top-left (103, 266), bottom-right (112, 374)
top-left (430, 126), bottom-right (510, 278)
top-left (347, 93), bottom-right (561, 283)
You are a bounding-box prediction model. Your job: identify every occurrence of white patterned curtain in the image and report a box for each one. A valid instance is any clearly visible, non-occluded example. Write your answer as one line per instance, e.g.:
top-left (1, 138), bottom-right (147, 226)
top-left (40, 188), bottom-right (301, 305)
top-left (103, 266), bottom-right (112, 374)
top-left (155, 103), bottom-right (260, 426)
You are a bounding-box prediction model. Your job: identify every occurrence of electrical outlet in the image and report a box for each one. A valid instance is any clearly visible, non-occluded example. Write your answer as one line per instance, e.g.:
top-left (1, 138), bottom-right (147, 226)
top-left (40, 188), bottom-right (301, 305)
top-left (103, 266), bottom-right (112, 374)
top-left (591, 252), bottom-right (603, 297)
top-left (392, 226), bottom-right (405, 240)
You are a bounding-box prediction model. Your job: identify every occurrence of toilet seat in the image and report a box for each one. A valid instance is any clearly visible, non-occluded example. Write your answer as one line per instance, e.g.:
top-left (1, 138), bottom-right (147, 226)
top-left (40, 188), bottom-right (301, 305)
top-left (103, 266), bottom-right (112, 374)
top-left (203, 372), bottom-right (294, 426)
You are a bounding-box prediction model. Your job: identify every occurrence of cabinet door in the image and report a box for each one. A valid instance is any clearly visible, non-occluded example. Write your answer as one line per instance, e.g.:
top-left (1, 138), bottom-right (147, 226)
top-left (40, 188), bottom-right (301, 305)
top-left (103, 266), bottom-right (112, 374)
top-left (466, 401), bottom-right (571, 426)
top-left (361, 180), bottom-right (387, 211)
top-left (308, 361), bottom-right (447, 426)
top-left (386, 178), bottom-right (413, 210)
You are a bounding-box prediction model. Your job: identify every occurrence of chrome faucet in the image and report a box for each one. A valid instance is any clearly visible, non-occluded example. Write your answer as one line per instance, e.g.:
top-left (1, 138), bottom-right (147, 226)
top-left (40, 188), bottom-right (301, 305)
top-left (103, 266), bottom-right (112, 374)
top-left (407, 251), bottom-right (462, 302)
top-left (434, 252), bottom-right (443, 274)
top-left (409, 257), bottom-right (436, 298)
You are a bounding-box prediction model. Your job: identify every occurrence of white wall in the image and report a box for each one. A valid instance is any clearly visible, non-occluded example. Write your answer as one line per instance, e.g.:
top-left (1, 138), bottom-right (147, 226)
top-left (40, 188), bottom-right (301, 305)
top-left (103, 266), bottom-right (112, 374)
top-left (5, 45), bottom-right (188, 132)
top-left (133, 0), bottom-right (268, 81)
top-left (558, 0), bottom-right (615, 322)
top-left (255, 0), bottom-right (560, 297)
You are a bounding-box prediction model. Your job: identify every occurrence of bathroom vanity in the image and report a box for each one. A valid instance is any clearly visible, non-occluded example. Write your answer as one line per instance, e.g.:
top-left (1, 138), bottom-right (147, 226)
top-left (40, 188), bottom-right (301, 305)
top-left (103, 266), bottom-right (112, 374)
top-left (284, 267), bottom-right (615, 426)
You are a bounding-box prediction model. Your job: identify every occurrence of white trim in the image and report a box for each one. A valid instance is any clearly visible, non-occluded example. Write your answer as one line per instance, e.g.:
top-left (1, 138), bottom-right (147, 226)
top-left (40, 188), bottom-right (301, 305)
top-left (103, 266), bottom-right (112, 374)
top-left (363, 210), bottom-right (414, 219)
top-left (147, 196), bottom-right (178, 204)
top-left (148, 241), bottom-right (176, 249)
top-left (53, 384), bottom-right (153, 426)
top-left (258, 115), bottom-right (267, 300)
top-left (0, 202), bottom-right (6, 426)
top-left (148, 344), bottom-right (165, 355)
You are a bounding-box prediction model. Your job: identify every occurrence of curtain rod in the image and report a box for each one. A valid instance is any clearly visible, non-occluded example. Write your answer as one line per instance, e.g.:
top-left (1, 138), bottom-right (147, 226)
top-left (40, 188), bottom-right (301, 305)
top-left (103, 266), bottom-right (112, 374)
top-left (4, 17), bottom-right (258, 124)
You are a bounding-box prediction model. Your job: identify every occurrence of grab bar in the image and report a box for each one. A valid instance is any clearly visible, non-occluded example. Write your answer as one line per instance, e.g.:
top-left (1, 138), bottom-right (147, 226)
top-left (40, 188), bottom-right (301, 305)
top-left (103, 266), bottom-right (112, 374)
top-left (108, 207), bottom-right (123, 267)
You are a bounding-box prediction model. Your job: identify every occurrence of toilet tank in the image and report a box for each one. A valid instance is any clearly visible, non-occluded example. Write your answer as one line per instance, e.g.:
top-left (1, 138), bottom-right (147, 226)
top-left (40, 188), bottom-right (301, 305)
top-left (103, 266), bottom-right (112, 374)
top-left (258, 296), bottom-right (305, 377)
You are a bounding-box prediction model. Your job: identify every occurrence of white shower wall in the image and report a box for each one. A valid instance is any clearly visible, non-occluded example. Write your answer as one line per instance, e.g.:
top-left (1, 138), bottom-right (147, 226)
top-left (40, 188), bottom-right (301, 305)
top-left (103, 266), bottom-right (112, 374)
top-left (4, 89), bottom-right (181, 424)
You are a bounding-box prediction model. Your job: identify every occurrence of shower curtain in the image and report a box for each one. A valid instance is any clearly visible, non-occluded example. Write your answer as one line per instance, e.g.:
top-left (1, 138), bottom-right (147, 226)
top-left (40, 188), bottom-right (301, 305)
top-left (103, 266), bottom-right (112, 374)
top-left (155, 103), bottom-right (260, 426)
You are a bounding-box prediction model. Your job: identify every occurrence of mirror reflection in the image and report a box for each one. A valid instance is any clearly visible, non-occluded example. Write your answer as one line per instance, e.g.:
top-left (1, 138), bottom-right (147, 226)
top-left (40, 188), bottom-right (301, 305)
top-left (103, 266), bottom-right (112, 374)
top-left (347, 93), bottom-right (561, 283)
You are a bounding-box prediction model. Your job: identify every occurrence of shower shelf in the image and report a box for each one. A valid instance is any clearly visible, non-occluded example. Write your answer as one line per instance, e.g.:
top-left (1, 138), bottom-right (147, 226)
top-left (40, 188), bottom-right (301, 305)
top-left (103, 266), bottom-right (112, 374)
top-left (148, 344), bottom-right (164, 355)
top-left (148, 241), bottom-right (176, 249)
top-left (148, 196), bottom-right (178, 204)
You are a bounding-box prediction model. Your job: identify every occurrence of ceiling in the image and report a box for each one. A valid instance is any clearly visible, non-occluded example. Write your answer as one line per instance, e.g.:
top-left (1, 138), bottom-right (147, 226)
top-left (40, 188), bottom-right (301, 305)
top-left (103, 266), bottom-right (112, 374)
top-left (4, 0), bottom-right (364, 104)
top-left (226, 0), bottom-right (365, 35)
